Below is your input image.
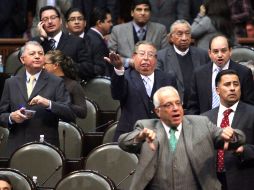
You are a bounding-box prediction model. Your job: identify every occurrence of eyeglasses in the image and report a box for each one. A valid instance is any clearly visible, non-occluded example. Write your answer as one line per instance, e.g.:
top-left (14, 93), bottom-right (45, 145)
top-left (135, 51), bottom-right (156, 59)
top-left (158, 101), bottom-right (182, 109)
top-left (67, 16), bottom-right (84, 22)
top-left (41, 15), bottom-right (59, 22)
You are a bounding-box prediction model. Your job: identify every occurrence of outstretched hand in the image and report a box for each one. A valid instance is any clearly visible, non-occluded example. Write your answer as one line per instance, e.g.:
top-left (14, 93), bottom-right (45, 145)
top-left (135, 128), bottom-right (156, 151)
top-left (104, 52), bottom-right (124, 70)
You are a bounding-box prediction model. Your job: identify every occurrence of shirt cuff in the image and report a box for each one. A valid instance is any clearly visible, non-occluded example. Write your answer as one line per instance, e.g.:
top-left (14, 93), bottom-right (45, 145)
top-left (124, 58), bottom-right (130, 68)
top-left (47, 100), bottom-right (52, 110)
top-left (9, 115), bottom-right (13, 125)
top-left (114, 67), bottom-right (125, 76)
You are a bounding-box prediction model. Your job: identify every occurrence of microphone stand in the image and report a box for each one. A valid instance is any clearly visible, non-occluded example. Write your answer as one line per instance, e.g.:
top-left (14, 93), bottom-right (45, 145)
top-left (116, 169), bottom-right (136, 189)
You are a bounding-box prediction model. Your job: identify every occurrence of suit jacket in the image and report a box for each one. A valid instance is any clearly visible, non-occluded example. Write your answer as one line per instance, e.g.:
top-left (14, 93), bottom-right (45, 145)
top-left (157, 45), bottom-right (209, 103)
top-left (203, 101), bottom-right (254, 190)
top-left (0, 70), bottom-right (75, 157)
top-left (111, 68), bottom-right (177, 141)
top-left (187, 60), bottom-right (254, 114)
top-left (86, 29), bottom-right (113, 77)
top-left (149, 0), bottom-right (190, 32)
top-left (34, 32), bottom-right (94, 81)
top-left (108, 21), bottom-right (168, 65)
top-left (119, 117), bottom-right (245, 190)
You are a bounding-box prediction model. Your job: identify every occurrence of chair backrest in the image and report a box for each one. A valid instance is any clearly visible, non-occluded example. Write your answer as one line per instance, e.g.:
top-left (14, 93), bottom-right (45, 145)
top-left (9, 142), bottom-right (65, 188)
top-left (84, 143), bottom-right (138, 190)
top-left (83, 77), bottom-right (120, 125)
top-left (76, 98), bottom-right (99, 133)
top-left (4, 49), bottom-right (24, 75)
top-left (55, 170), bottom-right (116, 190)
top-left (231, 46), bottom-right (254, 62)
top-left (58, 121), bottom-right (85, 159)
top-left (0, 127), bottom-right (9, 157)
top-left (0, 168), bottom-right (36, 190)
top-left (102, 122), bottom-right (118, 144)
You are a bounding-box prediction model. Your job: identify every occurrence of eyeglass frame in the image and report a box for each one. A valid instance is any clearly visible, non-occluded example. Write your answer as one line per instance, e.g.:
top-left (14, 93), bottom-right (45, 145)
top-left (41, 15), bottom-right (59, 23)
top-left (134, 50), bottom-right (157, 59)
top-left (157, 101), bottom-right (182, 110)
top-left (67, 16), bottom-right (85, 22)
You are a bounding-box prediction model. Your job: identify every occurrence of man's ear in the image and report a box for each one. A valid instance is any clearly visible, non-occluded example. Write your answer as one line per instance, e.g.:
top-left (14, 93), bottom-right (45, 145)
top-left (20, 56), bottom-right (25, 65)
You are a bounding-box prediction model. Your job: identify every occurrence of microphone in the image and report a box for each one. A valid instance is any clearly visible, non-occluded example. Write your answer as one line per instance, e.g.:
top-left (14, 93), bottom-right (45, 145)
top-left (95, 120), bottom-right (115, 132)
top-left (116, 169), bottom-right (136, 189)
top-left (62, 129), bottom-right (66, 156)
top-left (39, 165), bottom-right (62, 187)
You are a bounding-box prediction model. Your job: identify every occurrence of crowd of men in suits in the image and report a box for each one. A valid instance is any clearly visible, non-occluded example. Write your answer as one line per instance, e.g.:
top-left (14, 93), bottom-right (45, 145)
top-left (0, 0), bottom-right (254, 189)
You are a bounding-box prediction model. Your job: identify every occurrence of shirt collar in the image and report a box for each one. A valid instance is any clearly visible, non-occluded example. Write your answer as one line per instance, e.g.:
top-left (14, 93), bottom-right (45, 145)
top-left (140, 72), bottom-right (154, 83)
top-left (48, 31), bottom-right (62, 43)
top-left (132, 21), bottom-right (147, 33)
top-left (161, 121), bottom-right (182, 137)
top-left (91, 27), bottom-right (104, 39)
top-left (218, 101), bottom-right (239, 116)
top-left (26, 70), bottom-right (42, 82)
top-left (173, 45), bottom-right (189, 56)
top-left (212, 60), bottom-right (230, 72)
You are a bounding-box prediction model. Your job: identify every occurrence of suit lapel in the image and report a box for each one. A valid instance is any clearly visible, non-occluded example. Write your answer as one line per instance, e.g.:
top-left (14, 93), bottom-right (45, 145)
top-left (231, 102), bottom-right (244, 130)
top-left (126, 22), bottom-right (135, 54)
top-left (56, 33), bottom-right (67, 50)
top-left (145, 22), bottom-right (156, 42)
top-left (203, 63), bottom-right (213, 107)
top-left (167, 46), bottom-right (184, 88)
top-left (16, 71), bottom-right (29, 101)
top-left (130, 70), bottom-right (150, 111)
top-left (190, 47), bottom-right (202, 68)
top-left (28, 70), bottom-right (48, 101)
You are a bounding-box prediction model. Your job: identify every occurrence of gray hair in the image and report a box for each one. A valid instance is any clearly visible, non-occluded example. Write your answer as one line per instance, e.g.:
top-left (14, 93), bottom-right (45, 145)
top-left (169, 19), bottom-right (191, 34)
top-left (134, 40), bottom-right (157, 53)
top-left (153, 86), bottom-right (179, 107)
top-left (20, 41), bottom-right (44, 56)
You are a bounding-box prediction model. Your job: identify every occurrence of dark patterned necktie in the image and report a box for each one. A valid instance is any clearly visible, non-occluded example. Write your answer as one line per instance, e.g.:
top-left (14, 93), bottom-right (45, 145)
top-left (48, 39), bottom-right (56, 50)
top-left (217, 108), bottom-right (233, 172)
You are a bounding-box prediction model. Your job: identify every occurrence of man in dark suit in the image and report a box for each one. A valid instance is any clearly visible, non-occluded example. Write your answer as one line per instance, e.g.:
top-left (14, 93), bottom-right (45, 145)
top-left (35, 5), bottom-right (94, 81)
top-left (86, 7), bottom-right (113, 77)
top-left (0, 41), bottom-right (75, 157)
top-left (118, 86), bottom-right (245, 190)
top-left (157, 19), bottom-right (209, 109)
top-left (203, 69), bottom-right (254, 190)
top-left (187, 34), bottom-right (254, 114)
top-left (106, 41), bottom-right (177, 141)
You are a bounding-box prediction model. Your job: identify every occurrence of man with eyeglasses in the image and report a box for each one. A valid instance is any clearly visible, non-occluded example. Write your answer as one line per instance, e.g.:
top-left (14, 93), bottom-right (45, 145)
top-left (34, 5), bottom-right (94, 81)
top-left (105, 41), bottom-right (177, 141)
top-left (108, 0), bottom-right (168, 68)
top-left (157, 20), bottom-right (209, 111)
top-left (118, 86), bottom-right (245, 190)
top-left (187, 34), bottom-right (254, 115)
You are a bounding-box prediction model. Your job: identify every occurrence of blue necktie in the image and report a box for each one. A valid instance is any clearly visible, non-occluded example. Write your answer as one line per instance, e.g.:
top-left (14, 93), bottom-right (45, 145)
top-left (212, 67), bottom-right (221, 108)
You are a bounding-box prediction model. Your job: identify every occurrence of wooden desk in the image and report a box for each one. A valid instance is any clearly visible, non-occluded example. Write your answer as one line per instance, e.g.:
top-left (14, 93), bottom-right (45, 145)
top-left (0, 38), bottom-right (27, 64)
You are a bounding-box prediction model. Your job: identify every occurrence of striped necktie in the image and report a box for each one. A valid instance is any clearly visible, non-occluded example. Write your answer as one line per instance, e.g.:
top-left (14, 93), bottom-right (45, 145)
top-left (212, 67), bottom-right (221, 108)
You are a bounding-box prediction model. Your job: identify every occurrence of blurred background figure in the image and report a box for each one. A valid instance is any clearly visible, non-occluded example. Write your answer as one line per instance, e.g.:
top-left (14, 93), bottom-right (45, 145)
top-left (65, 7), bottom-right (87, 38)
top-left (0, 175), bottom-right (12, 190)
top-left (0, 0), bottom-right (28, 38)
top-left (227, 0), bottom-right (254, 37)
top-left (45, 50), bottom-right (87, 120)
top-left (191, 0), bottom-right (236, 50)
top-left (148, 0), bottom-right (190, 32)
top-left (245, 18), bottom-right (254, 38)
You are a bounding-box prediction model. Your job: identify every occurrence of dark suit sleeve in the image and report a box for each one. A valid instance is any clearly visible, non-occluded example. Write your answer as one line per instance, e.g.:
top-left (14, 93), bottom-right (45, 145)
top-left (75, 38), bottom-right (95, 81)
top-left (110, 71), bottom-right (128, 101)
top-left (51, 79), bottom-right (76, 122)
top-left (186, 70), bottom-right (200, 115)
top-left (0, 79), bottom-right (12, 128)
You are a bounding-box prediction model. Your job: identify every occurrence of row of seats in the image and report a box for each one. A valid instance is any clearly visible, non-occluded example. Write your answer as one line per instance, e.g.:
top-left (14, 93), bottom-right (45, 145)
top-left (1, 142), bottom-right (138, 190)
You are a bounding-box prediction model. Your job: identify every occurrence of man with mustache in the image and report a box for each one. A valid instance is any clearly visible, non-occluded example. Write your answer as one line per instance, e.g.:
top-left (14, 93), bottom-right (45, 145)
top-left (203, 69), bottom-right (254, 190)
top-left (187, 34), bottom-right (254, 114)
top-left (106, 41), bottom-right (177, 141)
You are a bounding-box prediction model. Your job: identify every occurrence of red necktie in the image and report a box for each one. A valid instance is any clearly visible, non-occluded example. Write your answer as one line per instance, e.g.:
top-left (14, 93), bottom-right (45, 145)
top-left (217, 109), bottom-right (233, 172)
